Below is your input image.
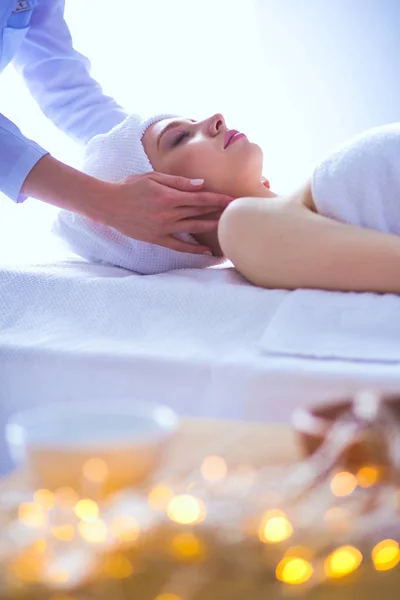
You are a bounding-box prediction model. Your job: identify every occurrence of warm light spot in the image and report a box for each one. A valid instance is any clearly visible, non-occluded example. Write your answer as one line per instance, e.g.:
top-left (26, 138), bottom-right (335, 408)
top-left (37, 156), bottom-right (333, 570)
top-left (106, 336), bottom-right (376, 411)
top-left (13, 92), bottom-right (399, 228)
top-left (200, 455), bottom-right (228, 482)
top-left (148, 485), bottom-right (174, 511)
top-left (45, 567), bottom-right (70, 584)
top-left (50, 595), bottom-right (76, 600)
top-left (330, 472), bottom-right (357, 497)
top-left (78, 519), bottom-right (108, 544)
top-left (51, 524), bottom-right (75, 542)
top-left (356, 465), bottom-right (380, 488)
top-left (325, 545), bottom-right (363, 578)
top-left (155, 595), bottom-right (182, 600)
top-left (276, 557), bottom-right (313, 585)
top-left (32, 539), bottom-right (47, 553)
top-left (83, 458), bottom-right (109, 484)
top-left (34, 489), bottom-right (55, 511)
top-left (171, 533), bottom-right (204, 560)
top-left (18, 503), bottom-right (47, 528)
top-left (54, 487), bottom-right (79, 507)
top-left (372, 539), bottom-right (400, 571)
top-left (74, 499), bottom-right (99, 522)
top-left (103, 554), bottom-right (133, 579)
top-left (167, 494), bottom-right (206, 525)
top-left (12, 554), bottom-right (42, 582)
top-left (259, 510), bottom-right (293, 543)
top-left (110, 515), bottom-right (140, 543)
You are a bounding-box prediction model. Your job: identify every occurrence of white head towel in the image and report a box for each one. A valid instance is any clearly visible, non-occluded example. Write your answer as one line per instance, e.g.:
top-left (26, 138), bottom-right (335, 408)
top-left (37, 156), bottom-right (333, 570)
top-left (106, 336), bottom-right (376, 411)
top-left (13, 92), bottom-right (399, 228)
top-left (53, 113), bottom-right (226, 275)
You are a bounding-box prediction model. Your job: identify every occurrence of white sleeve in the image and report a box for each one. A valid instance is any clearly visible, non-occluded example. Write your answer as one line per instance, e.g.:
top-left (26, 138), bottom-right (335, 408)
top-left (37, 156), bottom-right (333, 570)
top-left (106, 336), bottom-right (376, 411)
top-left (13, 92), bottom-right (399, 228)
top-left (13, 0), bottom-right (127, 145)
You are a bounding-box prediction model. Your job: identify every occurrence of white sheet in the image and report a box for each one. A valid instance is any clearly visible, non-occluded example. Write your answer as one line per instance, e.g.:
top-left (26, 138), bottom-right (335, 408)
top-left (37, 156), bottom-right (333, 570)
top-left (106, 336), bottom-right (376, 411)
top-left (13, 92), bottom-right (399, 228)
top-left (2, 232), bottom-right (400, 475)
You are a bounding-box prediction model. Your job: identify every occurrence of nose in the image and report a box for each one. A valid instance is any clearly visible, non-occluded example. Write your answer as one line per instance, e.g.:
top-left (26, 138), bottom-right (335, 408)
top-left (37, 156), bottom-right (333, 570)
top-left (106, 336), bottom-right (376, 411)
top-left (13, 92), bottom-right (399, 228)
top-left (205, 113), bottom-right (226, 137)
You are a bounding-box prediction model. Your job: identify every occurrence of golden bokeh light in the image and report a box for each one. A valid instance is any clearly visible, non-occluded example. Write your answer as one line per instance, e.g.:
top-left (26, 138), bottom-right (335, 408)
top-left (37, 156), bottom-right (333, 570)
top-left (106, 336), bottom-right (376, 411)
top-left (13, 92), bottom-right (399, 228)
top-left (167, 494), bottom-right (206, 525)
top-left (259, 510), bottom-right (293, 543)
top-left (148, 485), bottom-right (174, 511)
top-left (82, 458), bottom-right (109, 484)
top-left (51, 524), bottom-right (75, 542)
top-left (356, 465), bottom-right (380, 488)
top-left (325, 545), bottom-right (363, 578)
top-left (110, 515), bottom-right (140, 543)
top-left (276, 556), bottom-right (313, 585)
top-left (171, 533), bottom-right (205, 561)
top-left (155, 595), bottom-right (182, 600)
top-left (74, 499), bottom-right (99, 523)
top-left (54, 487), bottom-right (80, 508)
top-left (44, 567), bottom-right (70, 584)
top-left (200, 455), bottom-right (228, 482)
top-left (18, 503), bottom-right (47, 528)
top-left (330, 472), bottom-right (357, 497)
top-left (32, 539), bottom-right (47, 554)
top-left (78, 519), bottom-right (108, 544)
top-left (103, 554), bottom-right (133, 579)
top-left (33, 489), bottom-right (55, 511)
top-left (372, 539), bottom-right (400, 571)
top-left (12, 553), bottom-right (43, 583)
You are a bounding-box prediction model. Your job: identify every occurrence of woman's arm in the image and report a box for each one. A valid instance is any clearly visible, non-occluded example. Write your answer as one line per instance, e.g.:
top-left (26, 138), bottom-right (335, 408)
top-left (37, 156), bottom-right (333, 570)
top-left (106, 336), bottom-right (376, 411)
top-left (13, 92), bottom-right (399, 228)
top-left (218, 196), bottom-right (400, 294)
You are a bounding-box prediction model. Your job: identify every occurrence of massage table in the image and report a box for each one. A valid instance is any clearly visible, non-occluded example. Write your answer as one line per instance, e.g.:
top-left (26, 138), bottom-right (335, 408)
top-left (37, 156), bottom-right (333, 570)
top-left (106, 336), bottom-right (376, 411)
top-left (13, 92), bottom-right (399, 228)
top-left (1, 230), bottom-right (400, 475)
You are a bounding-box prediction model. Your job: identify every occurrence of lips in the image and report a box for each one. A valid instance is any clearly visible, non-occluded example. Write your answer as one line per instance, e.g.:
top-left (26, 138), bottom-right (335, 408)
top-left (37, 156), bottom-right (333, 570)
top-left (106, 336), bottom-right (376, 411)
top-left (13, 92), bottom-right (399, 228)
top-left (224, 129), bottom-right (247, 148)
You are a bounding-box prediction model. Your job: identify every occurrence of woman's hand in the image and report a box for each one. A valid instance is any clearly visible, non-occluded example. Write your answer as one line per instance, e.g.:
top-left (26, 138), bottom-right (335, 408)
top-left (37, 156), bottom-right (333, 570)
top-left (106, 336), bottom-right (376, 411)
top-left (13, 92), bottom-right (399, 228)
top-left (22, 155), bottom-right (233, 254)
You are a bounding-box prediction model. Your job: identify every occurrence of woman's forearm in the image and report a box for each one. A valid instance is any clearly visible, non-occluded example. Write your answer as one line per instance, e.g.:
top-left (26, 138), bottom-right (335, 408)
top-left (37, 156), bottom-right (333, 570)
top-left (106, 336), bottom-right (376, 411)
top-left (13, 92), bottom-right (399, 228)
top-left (218, 197), bottom-right (400, 294)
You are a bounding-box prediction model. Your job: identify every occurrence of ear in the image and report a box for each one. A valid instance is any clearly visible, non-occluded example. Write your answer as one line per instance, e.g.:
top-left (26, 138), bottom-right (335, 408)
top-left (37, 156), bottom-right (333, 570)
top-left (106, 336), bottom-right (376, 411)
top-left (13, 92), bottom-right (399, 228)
top-left (261, 177), bottom-right (271, 189)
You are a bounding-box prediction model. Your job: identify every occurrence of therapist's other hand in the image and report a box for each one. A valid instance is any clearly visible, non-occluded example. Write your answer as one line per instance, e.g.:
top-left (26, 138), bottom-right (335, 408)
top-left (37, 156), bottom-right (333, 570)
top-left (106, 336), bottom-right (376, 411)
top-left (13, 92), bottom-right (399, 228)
top-left (95, 172), bottom-right (233, 254)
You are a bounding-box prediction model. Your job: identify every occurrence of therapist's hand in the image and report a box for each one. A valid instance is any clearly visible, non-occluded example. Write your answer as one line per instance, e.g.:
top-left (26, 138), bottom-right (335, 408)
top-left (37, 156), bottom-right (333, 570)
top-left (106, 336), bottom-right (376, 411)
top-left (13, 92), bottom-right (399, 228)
top-left (22, 156), bottom-right (233, 254)
top-left (93, 172), bottom-right (234, 254)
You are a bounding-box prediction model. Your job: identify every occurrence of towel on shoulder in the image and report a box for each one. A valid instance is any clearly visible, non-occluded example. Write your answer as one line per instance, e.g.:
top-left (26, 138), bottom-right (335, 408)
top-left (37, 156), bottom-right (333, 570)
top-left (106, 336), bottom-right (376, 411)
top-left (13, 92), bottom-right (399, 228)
top-left (312, 122), bottom-right (400, 235)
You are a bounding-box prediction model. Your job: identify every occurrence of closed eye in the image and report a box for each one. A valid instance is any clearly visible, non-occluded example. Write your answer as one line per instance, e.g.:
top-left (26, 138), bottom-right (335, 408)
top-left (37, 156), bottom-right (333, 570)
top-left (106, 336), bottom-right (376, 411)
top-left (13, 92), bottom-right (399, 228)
top-left (171, 131), bottom-right (190, 148)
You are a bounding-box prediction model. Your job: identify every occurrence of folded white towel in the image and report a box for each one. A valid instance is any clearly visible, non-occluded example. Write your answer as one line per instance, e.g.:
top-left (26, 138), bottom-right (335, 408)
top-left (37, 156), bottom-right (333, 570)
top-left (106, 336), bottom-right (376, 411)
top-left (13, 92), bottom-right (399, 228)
top-left (260, 289), bottom-right (400, 362)
top-left (312, 122), bottom-right (400, 234)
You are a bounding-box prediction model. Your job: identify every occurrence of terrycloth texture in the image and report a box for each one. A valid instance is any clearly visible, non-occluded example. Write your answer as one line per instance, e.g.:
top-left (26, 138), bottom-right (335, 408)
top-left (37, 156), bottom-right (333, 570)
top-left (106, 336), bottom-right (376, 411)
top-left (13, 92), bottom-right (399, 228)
top-left (312, 122), bottom-right (400, 233)
top-left (53, 113), bottom-right (226, 275)
top-left (260, 289), bottom-right (400, 362)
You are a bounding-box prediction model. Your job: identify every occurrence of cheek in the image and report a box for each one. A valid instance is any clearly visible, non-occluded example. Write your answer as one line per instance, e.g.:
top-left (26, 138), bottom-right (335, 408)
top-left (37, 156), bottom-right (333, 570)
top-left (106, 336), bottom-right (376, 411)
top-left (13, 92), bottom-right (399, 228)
top-left (163, 144), bottom-right (217, 180)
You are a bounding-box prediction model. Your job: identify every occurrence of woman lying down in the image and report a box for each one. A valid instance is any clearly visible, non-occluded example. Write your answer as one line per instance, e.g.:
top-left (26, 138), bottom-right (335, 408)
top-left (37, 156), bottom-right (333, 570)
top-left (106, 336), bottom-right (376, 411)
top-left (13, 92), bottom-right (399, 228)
top-left (54, 113), bottom-right (400, 293)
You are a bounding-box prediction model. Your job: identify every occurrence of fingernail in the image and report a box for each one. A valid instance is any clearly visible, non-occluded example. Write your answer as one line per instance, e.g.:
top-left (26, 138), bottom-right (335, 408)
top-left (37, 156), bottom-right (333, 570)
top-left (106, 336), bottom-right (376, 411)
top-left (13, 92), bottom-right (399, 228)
top-left (203, 250), bottom-right (213, 256)
top-left (190, 178), bottom-right (204, 186)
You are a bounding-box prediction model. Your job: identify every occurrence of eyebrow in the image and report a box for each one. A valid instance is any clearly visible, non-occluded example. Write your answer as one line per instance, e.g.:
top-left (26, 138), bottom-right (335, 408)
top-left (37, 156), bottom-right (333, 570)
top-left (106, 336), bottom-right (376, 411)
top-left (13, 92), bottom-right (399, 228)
top-left (157, 121), bottom-right (182, 150)
top-left (156, 119), bottom-right (195, 150)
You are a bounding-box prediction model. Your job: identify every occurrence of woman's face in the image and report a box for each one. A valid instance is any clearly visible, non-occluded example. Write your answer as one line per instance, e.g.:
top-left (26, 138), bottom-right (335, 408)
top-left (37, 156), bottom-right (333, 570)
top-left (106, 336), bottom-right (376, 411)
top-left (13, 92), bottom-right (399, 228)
top-left (142, 113), bottom-right (264, 198)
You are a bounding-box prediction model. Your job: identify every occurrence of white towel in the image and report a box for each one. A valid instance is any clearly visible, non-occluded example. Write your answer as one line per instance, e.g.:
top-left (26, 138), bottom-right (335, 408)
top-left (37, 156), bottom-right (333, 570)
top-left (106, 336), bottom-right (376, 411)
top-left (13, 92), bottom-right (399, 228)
top-left (312, 122), bottom-right (400, 234)
top-left (260, 289), bottom-right (400, 362)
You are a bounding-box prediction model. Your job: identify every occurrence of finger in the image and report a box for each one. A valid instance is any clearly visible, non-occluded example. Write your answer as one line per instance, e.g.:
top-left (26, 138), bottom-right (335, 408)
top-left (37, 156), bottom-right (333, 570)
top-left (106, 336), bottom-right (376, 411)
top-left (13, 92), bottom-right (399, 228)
top-left (162, 235), bottom-right (213, 255)
top-left (150, 172), bottom-right (205, 191)
top-left (173, 219), bottom-right (220, 234)
top-left (178, 190), bottom-right (234, 209)
top-left (177, 205), bottom-right (225, 219)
